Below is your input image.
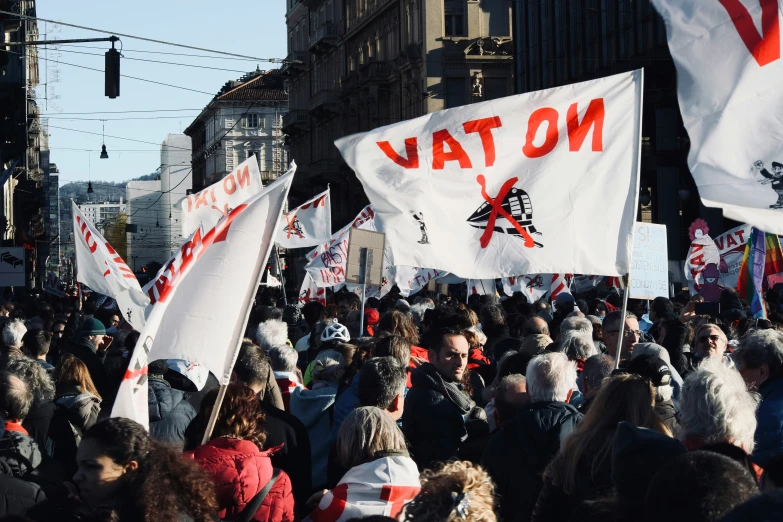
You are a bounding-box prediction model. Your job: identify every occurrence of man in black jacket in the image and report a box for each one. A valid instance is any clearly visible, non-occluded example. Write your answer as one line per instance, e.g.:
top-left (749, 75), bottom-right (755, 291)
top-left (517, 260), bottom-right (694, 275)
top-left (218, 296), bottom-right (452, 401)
top-left (482, 352), bottom-right (582, 522)
top-left (60, 318), bottom-right (112, 398)
top-left (403, 327), bottom-right (488, 470)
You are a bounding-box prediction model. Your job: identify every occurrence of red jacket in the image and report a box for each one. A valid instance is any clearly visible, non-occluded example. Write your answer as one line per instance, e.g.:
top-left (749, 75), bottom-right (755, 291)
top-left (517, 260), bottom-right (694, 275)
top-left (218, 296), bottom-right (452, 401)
top-left (407, 346), bottom-right (430, 388)
top-left (187, 438), bottom-right (295, 522)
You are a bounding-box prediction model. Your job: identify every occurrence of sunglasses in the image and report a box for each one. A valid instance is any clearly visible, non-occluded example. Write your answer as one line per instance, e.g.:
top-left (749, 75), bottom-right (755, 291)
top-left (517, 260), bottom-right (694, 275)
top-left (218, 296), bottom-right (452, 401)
top-left (698, 334), bottom-right (722, 344)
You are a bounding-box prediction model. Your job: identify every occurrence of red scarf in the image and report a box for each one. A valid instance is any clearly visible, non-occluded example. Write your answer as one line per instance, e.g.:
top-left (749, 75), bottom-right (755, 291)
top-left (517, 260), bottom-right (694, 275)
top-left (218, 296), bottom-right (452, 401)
top-left (4, 421), bottom-right (27, 435)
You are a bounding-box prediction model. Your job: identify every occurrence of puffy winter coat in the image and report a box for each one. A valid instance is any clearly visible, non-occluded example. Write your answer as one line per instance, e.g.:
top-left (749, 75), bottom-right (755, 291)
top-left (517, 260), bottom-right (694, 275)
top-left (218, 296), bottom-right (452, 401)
top-left (0, 474), bottom-right (45, 516)
top-left (482, 402), bottom-right (582, 522)
top-left (753, 377), bottom-right (783, 467)
top-left (0, 424), bottom-right (42, 478)
top-left (148, 376), bottom-right (197, 448)
top-left (188, 438), bottom-right (294, 522)
top-left (289, 383), bottom-right (337, 489)
top-left (48, 387), bottom-right (101, 476)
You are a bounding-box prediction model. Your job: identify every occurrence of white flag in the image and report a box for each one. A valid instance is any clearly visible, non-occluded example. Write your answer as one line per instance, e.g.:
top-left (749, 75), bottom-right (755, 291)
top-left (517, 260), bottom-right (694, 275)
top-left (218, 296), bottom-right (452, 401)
top-left (298, 273), bottom-right (327, 306)
top-left (176, 156), bottom-right (265, 237)
top-left (335, 71), bottom-right (643, 278)
top-left (72, 202), bottom-right (148, 328)
top-left (112, 168), bottom-right (294, 428)
top-left (549, 273), bottom-right (573, 303)
top-left (652, 0), bottom-right (783, 233)
top-left (277, 188), bottom-right (332, 248)
top-left (467, 279), bottom-right (497, 296)
top-left (266, 273), bottom-right (282, 287)
top-left (502, 274), bottom-right (551, 302)
top-left (395, 267), bottom-right (446, 297)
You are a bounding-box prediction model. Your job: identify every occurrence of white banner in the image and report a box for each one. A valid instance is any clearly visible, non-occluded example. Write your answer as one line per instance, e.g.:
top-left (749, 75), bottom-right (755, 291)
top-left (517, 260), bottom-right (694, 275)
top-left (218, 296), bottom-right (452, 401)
top-left (395, 267), bottom-right (446, 297)
top-left (298, 273), bottom-right (327, 306)
top-left (336, 71), bottom-right (643, 278)
top-left (72, 202), bottom-right (148, 328)
top-left (502, 274), bottom-right (551, 302)
top-left (176, 156), bottom-right (264, 237)
top-left (467, 279), bottom-right (497, 296)
top-left (277, 188), bottom-right (332, 248)
top-left (629, 223), bottom-right (669, 300)
top-left (653, 0), bottom-right (783, 233)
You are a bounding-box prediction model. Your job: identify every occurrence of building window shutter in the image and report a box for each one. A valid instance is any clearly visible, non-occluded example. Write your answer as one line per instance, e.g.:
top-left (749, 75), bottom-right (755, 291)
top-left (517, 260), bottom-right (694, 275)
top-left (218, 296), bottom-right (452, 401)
top-left (226, 140), bottom-right (235, 170)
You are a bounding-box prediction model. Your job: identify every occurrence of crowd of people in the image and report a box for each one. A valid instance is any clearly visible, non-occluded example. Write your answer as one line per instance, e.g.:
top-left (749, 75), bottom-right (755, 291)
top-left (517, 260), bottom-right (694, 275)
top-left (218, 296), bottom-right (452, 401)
top-left (1, 283), bottom-right (783, 521)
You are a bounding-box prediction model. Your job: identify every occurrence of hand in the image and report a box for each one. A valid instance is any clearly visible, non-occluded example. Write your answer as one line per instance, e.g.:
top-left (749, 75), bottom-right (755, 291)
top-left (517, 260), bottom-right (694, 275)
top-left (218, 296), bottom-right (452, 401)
top-left (98, 335), bottom-right (114, 354)
top-left (305, 490), bottom-right (328, 511)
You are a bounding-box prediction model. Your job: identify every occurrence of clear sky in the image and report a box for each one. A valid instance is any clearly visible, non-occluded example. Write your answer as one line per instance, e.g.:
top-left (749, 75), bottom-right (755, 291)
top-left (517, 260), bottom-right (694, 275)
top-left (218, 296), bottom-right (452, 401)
top-left (35, 0), bottom-right (288, 186)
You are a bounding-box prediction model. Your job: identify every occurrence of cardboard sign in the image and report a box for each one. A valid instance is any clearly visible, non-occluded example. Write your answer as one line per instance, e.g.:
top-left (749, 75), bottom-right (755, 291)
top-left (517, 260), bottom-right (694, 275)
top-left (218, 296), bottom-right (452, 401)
top-left (345, 228), bottom-right (385, 286)
top-left (629, 223), bottom-right (669, 300)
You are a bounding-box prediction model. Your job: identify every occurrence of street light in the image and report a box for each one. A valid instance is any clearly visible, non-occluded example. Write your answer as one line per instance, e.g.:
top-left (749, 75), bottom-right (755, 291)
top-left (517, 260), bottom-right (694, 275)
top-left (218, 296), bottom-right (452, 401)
top-left (100, 121), bottom-right (109, 159)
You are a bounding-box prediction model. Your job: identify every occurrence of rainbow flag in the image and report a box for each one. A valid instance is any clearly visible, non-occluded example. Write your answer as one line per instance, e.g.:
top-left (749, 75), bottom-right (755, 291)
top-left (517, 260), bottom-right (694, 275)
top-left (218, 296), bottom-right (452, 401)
top-left (737, 228), bottom-right (783, 319)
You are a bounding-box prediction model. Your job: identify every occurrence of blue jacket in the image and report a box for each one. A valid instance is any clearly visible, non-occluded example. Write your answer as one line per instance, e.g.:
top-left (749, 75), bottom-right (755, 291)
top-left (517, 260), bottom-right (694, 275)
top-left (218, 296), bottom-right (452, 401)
top-left (753, 377), bottom-right (783, 467)
top-left (148, 377), bottom-right (196, 448)
top-left (330, 376), bottom-right (360, 442)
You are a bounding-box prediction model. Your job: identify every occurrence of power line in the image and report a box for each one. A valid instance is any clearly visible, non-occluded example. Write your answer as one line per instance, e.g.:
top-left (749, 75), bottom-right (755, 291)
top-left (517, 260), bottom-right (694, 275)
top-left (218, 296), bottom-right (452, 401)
top-left (49, 47), bottom-right (255, 73)
top-left (54, 43), bottom-right (261, 61)
top-left (48, 125), bottom-right (194, 150)
top-left (41, 109), bottom-right (202, 115)
top-left (45, 115), bottom-right (203, 121)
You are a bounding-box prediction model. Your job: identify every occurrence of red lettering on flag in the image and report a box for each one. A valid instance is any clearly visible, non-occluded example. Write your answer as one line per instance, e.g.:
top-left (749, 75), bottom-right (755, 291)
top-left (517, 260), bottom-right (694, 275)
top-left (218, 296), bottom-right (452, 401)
top-left (523, 107), bottom-right (559, 158)
top-left (567, 98), bottom-right (605, 152)
top-left (475, 175), bottom-right (535, 248)
top-left (377, 138), bottom-right (419, 169)
top-left (719, 0), bottom-right (781, 67)
top-left (432, 129), bottom-right (472, 169)
top-left (463, 116), bottom-right (502, 167)
top-left (237, 165), bottom-right (250, 188)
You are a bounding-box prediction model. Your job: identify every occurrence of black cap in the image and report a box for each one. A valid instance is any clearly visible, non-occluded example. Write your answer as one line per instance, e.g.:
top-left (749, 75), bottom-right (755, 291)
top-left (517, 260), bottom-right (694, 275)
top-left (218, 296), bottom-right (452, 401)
top-left (626, 354), bottom-right (672, 387)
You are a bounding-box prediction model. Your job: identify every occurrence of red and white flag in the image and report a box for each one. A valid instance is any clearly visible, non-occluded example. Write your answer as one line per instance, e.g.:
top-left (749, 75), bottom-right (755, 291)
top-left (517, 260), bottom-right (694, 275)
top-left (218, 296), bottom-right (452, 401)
top-left (277, 188), bottom-right (332, 248)
top-left (467, 279), bottom-right (497, 296)
top-left (112, 168), bottom-right (294, 428)
top-left (395, 267), bottom-right (446, 297)
top-left (549, 273), bottom-right (573, 302)
top-left (298, 273), bottom-right (327, 306)
top-left (72, 202), bottom-right (149, 328)
top-left (652, 0), bottom-right (783, 233)
top-left (336, 71), bottom-right (643, 278)
top-left (176, 156), bottom-right (265, 236)
top-left (502, 274), bottom-right (551, 302)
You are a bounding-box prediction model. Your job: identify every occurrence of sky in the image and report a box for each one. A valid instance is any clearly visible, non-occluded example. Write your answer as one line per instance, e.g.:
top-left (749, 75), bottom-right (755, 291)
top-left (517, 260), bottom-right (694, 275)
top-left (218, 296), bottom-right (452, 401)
top-left (35, 0), bottom-right (287, 186)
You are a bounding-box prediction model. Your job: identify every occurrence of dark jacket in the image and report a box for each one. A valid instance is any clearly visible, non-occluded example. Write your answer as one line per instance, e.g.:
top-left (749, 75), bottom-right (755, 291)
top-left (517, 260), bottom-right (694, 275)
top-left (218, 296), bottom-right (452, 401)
top-left (482, 402), bottom-right (582, 522)
top-left (403, 363), bottom-right (488, 470)
top-left (47, 386), bottom-right (102, 476)
top-left (0, 474), bottom-right (46, 516)
top-left (22, 401), bottom-right (55, 451)
top-left (61, 337), bottom-right (109, 398)
top-left (0, 427), bottom-right (42, 478)
top-left (753, 377), bottom-right (783, 467)
top-left (148, 376), bottom-right (196, 448)
top-left (656, 399), bottom-right (680, 438)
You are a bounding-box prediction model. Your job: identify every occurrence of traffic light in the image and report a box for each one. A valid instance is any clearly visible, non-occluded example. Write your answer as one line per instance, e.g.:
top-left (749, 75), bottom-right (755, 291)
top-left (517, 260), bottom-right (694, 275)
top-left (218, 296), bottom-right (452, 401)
top-left (105, 45), bottom-right (120, 98)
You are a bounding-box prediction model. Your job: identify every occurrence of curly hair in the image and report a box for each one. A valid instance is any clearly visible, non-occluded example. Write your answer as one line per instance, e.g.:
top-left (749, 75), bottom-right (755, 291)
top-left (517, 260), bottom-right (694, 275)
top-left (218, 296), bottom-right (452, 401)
top-left (377, 310), bottom-right (420, 345)
top-left (202, 384), bottom-right (267, 449)
top-left (83, 418), bottom-right (218, 522)
top-left (404, 460), bottom-right (497, 522)
top-left (5, 353), bottom-right (55, 406)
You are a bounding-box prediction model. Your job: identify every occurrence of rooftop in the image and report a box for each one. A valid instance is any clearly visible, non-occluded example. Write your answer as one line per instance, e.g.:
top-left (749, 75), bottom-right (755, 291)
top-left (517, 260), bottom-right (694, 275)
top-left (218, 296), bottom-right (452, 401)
top-left (216, 67), bottom-right (287, 102)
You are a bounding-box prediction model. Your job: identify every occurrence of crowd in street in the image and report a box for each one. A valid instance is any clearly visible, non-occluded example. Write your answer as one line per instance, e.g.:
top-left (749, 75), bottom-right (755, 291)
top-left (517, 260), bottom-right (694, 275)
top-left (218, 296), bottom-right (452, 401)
top-left (0, 284), bottom-right (783, 521)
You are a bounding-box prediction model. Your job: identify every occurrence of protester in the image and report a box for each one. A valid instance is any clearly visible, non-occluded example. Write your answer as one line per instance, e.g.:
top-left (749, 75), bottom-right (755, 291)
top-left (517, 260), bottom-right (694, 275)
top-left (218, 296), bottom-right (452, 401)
top-left (578, 354), bottom-right (614, 414)
top-left (733, 329), bottom-right (783, 466)
top-left (357, 357), bottom-right (407, 418)
top-left (60, 318), bottom-right (112, 398)
top-left (295, 301), bottom-right (325, 354)
top-left (482, 352), bottom-right (582, 522)
top-left (403, 460), bottom-right (497, 522)
top-left (522, 316), bottom-right (550, 338)
top-left (282, 304), bottom-right (306, 347)
top-left (306, 407), bottom-right (420, 522)
top-left (2, 319), bottom-right (26, 355)
top-left (625, 354), bottom-right (680, 435)
top-left (533, 373), bottom-right (669, 522)
top-left (687, 323), bottom-right (732, 372)
top-left (188, 385), bottom-right (295, 522)
top-left (0, 372), bottom-right (41, 478)
top-left (236, 342), bottom-right (284, 410)
top-left (146, 359), bottom-right (196, 449)
top-left (256, 319), bottom-right (290, 353)
top-left (601, 311), bottom-right (640, 367)
top-left (21, 330), bottom-right (53, 374)
top-left (268, 344), bottom-right (303, 412)
top-left (492, 374), bottom-right (529, 425)
top-left (630, 342), bottom-right (684, 406)
top-left (403, 327), bottom-right (488, 470)
top-left (519, 333), bottom-right (553, 357)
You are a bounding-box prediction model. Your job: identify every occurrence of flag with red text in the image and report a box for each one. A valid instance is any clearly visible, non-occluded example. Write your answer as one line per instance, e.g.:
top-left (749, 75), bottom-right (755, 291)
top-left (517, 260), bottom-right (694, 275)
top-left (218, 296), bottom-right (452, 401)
top-left (395, 267), bottom-right (446, 297)
top-left (72, 202), bottom-right (149, 328)
top-left (502, 274), bottom-right (551, 302)
top-left (335, 71), bottom-right (643, 278)
top-left (277, 188), bottom-right (332, 248)
top-left (298, 273), bottom-right (327, 306)
top-left (652, 0), bottom-right (783, 233)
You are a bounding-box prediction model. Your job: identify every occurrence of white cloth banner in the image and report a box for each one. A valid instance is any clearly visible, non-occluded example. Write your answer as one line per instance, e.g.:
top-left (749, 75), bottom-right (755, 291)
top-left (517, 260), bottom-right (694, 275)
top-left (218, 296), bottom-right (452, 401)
top-left (652, 0), bottom-right (783, 233)
top-left (177, 156), bottom-right (265, 237)
top-left (298, 273), bottom-right (327, 305)
top-left (467, 279), bottom-right (497, 296)
top-left (112, 169), bottom-right (294, 428)
top-left (502, 274), bottom-right (551, 301)
top-left (72, 202), bottom-right (149, 328)
top-left (277, 189), bottom-right (332, 248)
top-left (549, 274), bottom-right (573, 303)
top-left (336, 71), bottom-right (643, 278)
top-left (395, 267), bottom-right (446, 297)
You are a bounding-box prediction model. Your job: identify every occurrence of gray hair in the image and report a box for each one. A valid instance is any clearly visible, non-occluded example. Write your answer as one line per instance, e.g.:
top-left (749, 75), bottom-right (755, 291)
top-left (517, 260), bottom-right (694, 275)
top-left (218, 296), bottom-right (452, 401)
top-left (560, 317), bottom-right (593, 337)
top-left (410, 302), bottom-right (434, 324)
top-left (335, 406), bottom-right (408, 469)
top-left (526, 352), bottom-right (577, 403)
top-left (680, 359), bottom-right (759, 453)
top-left (497, 374), bottom-right (527, 404)
top-left (255, 319), bottom-right (288, 352)
top-left (0, 371), bottom-right (33, 420)
top-left (267, 344), bottom-right (298, 373)
top-left (311, 349), bottom-right (345, 382)
top-left (561, 335), bottom-right (597, 362)
top-left (2, 319), bottom-right (26, 349)
top-left (735, 330), bottom-right (783, 381)
top-left (582, 354), bottom-right (614, 391)
top-left (5, 354), bottom-right (55, 406)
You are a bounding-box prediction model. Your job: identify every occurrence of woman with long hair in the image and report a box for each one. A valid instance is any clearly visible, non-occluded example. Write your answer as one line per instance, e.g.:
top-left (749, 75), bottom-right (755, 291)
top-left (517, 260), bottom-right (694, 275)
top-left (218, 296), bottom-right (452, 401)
top-left (377, 310), bottom-right (420, 346)
top-left (189, 384), bottom-right (295, 522)
top-left (532, 373), bottom-right (670, 522)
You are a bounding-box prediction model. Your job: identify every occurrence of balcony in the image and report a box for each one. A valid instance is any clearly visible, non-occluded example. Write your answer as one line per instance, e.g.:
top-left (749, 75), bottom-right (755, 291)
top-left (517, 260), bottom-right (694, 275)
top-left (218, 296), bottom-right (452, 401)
top-left (309, 22), bottom-right (340, 54)
top-left (282, 111), bottom-right (310, 134)
top-left (281, 51), bottom-right (309, 77)
top-left (359, 60), bottom-right (391, 85)
top-left (309, 89), bottom-right (341, 117)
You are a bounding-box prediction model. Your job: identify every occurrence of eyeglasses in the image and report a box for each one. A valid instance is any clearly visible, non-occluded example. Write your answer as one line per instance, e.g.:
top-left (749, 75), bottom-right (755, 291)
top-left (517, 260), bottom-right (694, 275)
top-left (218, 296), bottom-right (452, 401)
top-left (607, 329), bottom-right (643, 338)
top-left (698, 334), bottom-right (722, 344)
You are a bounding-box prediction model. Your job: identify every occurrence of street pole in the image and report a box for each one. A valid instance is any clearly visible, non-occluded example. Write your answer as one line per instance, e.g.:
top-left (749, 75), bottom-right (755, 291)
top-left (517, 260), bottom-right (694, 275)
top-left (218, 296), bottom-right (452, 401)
top-left (358, 247), bottom-right (368, 337)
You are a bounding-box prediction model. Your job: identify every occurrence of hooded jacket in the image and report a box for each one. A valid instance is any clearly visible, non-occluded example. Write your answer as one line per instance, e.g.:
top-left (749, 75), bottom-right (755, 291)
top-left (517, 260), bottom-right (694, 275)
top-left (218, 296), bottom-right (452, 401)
top-left (0, 425), bottom-right (42, 478)
top-left (47, 386), bottom-right (101, 476)
top-left (403, 363), bottom-right (488, 470)
top-left (289, 383), bottom-right (337, 489)
top-left (148, 376), bottom-right (196, 448)
top-left (482, 402), bottom-right (582, 522)
top-left (188, 438), bottom-right (294, 522)
top-left (0, 474), bottom-right (46, 516)
top-left (753, 376), bottom-right (783, 467)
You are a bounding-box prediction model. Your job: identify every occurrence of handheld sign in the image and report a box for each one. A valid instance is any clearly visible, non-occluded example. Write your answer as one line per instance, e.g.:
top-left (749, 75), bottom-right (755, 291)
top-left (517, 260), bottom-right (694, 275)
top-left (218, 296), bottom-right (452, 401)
top-left (629, 223), bottom-right (669, 300)
top-left (346, 228), bottom-right (386, 286)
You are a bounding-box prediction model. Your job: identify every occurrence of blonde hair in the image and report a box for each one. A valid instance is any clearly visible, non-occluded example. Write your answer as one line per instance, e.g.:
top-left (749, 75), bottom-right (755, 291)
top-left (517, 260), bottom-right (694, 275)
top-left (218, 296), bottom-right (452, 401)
top-left (335, 406), bottom-right (408, 469)
top-left (56, 353), bottom-right (101, 400)
top-left (404, 460), bottom-right (497, 522)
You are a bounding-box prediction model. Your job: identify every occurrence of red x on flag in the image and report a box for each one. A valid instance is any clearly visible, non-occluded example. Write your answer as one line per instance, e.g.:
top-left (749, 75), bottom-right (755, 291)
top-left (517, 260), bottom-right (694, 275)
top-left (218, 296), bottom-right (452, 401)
top-left (476, 174), bottom-right (535, 248)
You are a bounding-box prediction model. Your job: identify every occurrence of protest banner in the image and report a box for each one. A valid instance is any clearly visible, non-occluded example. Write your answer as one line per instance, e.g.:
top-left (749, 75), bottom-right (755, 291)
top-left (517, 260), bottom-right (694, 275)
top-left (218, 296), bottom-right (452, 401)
top-left (277, 188), bottom-right (332, 248)
top-left (43, 271), bottom-right (65, 297)
top-left (653, 0), bottom-right (783, 233)
top-left (502, 274), bottom-right (551, 302)
top-left (176, 155), bottom-right (265, 236)
top-left (72, 202), bottom-right (149, 328)
top-left (298, 273), bottom-right (327, 306)
top-left (685, 221), bottom-right (751, 294)
top-left (467, 279), bottom-right (497, 296)
top-left (629, 222), bottom-right (669, 300)
top-left (336, 70), bottom-right (643, 278)
top-left (395, 267), bottom-right (446, 298)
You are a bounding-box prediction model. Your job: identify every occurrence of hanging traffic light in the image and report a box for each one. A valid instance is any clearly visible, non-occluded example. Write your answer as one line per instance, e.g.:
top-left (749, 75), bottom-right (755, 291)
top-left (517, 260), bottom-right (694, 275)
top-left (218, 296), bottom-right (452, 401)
top-left (105, 41), bottom-right (120, 99)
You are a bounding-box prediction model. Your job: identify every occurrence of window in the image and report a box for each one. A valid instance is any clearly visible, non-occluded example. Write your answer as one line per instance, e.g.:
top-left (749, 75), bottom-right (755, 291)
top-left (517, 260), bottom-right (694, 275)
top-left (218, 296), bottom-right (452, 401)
top-left (243, 114), bottom-right (259, 128)
top-left (444, 13), bottom-right (464, 36)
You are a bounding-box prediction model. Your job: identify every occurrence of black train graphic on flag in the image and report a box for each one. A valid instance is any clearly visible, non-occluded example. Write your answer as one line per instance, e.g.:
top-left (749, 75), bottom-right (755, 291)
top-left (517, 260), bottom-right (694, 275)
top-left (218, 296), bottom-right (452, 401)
top-left (467, 186), bottom-right (543, 248)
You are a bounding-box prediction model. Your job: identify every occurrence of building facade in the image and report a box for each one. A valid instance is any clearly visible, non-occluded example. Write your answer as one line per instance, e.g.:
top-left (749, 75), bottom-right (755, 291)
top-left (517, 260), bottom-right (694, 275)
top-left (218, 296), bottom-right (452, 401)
top-left (126, 179), bottom-right (163, 273)
top-left (78, 200), bottom-right (126, 234)
top-left (185, 68), bottom-right (288, 192)
top-left (158, 134), bottom-right (192, 259)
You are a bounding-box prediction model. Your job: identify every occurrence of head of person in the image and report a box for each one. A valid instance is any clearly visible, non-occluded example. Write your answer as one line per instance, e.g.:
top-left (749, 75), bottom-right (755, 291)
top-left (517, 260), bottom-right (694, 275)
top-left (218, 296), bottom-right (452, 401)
top-left (403, 460), bottom-right (497, 522)
top-left (680, 359), bottom-right (759, 453)
top-left (602, 311), bottom-right (640, 366)
top-left (267, 344), bottom-right (298, 374)
top-left (5, 355), bottom-right (55, 407)
top-left (335, 406), bottom-right (408, 470)
top-left (734, 329), bottom-right (783, 392)
top-left (254, 319), bottom-right (288, 352)
top-left (494, 374), bottom-right (529, 424)
top-left (427, 327), bottom-right (469, 383)
top-left (344, 292), bottom-right (361, 312)
top-left (462, 328), bottom-right (487, 352)
top-left (454, 305), bottom-right (479, 329)
top-left (302, 301), bottom-right (326, 328)
top-left (79, 318), bottom-right (107, 349)
top-left (75, 418), bottom-right (218, 520)
top-left (56, 354), bottom-right (101, 399)
top-left (650, 297), bottom-right (674, 322)
top-left (320, 319), bottom-right (351, 347)
top-left (693, 323), bottom-right (729, 360)
top-left (555, 293), bottom-right (576, 315)
top-left (519, 333), bottom-right (553, 357)
top-left (372, 333), bottom-right (412, 366)
top-left (22, 329), bottom-right (52, 361)
top-left (561, 335), bottom-right (597, 364)
top-left (2, 318), bottom-right (26, 351)
top-left (311, 349), bottom-right (346, 385)
top-left (545, 373), bottom-right (667, 493)
top-left (626, 354), bottom-right (674, 403)
top-left (560, 316), bottom-right (593, 338)
top-left (232, 343), bottom-right (273, 399)
top-left (51, 318), bottom-right (67, 340)
top-left (0, 371), bottom-right (32, 422)
top-left (522, 316), bottom-right (550, 338)
top-left (357, 357), bottom-right (407, 421)
top-left (377, 310), bottom-right (419, 345)
top-left (581, 354), bottom-right (615, 400)
top-left (480, 305), bottom-right (504, 328)
top-left (526, 352), bottom-right (577, 404)
top-left (644, 451), bottom-right (759, 522)
top-left (201, 384), bottom-right (266, 448)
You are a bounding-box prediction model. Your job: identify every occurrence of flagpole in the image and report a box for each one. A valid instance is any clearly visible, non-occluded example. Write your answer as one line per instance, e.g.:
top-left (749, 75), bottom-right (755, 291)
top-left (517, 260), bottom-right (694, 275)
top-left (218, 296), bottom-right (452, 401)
top-left (614, 273), bottom-right (630, 370)
top-left (275, 246), bottom-right (287, 305)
